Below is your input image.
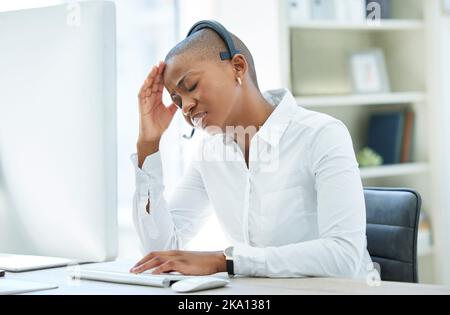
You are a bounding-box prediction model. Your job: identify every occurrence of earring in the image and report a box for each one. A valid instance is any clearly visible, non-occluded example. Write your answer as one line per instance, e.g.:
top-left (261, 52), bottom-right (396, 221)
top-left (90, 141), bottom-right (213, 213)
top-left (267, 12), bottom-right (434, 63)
top-left (237, 77), bottom-right (242, 86)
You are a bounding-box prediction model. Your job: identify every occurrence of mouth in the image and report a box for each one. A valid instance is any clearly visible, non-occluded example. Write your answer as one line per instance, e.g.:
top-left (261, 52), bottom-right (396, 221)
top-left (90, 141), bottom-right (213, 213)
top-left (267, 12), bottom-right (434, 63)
top-left (191, 112), bottom-right (207, 129)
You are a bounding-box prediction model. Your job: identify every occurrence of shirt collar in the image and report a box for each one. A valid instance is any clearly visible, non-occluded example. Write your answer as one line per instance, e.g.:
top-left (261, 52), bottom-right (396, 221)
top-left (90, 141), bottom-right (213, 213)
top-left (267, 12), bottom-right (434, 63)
top-left (203, 88), bottom-right (298, 147)
top-left (256, 88), bottom-right (298, 147)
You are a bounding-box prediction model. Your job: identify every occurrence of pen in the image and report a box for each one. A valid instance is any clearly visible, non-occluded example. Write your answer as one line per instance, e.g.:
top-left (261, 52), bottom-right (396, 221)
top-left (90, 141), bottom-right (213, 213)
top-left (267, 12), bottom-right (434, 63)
top-left (0, 269), bottom-right (5, 277)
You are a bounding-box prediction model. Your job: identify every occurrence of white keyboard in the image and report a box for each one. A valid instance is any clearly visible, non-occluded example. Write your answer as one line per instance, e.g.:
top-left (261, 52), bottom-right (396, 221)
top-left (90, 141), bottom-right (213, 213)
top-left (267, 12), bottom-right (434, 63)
top-left (72, 269), bottom-right (194, 288)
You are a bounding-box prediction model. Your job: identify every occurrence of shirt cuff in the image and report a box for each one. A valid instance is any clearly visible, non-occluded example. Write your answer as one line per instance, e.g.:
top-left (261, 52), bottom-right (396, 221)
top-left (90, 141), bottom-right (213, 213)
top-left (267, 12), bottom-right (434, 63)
top-left (233, 243), bottom-right (266, 277)
top-left (130, 152), bottom-right (164, 219)
top-left (130, 151), bottom-right (163, 179)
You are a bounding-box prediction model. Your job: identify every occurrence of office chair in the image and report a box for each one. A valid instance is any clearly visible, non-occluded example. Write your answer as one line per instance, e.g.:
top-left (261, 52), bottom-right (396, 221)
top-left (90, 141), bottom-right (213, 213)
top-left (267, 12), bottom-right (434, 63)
top-left (364, 187), bottom-right (422, 283)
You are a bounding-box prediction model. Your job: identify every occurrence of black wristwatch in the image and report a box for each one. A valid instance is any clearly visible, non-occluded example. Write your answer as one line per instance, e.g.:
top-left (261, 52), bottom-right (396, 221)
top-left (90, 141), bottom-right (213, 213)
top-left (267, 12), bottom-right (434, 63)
top-left (223, 246), bottom-right (234, 277)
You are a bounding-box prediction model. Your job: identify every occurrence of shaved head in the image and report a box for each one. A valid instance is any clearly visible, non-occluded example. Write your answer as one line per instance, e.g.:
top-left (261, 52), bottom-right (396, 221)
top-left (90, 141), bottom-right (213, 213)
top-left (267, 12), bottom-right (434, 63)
top-left (164, 28), bottom-right (259, 90)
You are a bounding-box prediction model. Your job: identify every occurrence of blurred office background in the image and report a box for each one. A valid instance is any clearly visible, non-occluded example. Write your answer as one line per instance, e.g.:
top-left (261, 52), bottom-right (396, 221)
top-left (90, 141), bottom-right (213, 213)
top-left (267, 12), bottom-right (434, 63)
top-left (1, 0), bottom-right (450, 285)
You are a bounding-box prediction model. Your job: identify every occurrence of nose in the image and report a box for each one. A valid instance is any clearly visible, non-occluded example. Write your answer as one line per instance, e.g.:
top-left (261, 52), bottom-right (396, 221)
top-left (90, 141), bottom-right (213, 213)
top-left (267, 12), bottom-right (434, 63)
top-left (181, 96), bottom-right (196, 117)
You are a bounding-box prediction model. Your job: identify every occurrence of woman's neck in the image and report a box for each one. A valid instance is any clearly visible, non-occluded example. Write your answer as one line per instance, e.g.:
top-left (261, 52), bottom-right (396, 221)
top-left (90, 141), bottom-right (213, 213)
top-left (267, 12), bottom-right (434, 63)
top-left (232, 90), bottom-right (275, 164)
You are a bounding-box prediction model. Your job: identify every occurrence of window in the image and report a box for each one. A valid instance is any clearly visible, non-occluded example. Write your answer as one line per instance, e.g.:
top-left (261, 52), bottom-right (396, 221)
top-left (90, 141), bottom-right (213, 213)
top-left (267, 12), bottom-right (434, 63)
top-left (114, 0), bottom-right (229, 256)
top-left (113, 0), bottom-right (186, 258)
top-left (0, 0), bottom-right (229, 260)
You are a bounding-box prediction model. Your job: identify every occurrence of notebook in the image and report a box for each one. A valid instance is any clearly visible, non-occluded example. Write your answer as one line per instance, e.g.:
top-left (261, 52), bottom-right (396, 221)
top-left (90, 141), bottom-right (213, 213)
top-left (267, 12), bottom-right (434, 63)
top-left (0, 253), bottom-right (73, 272)
top-left (0, 279), bottom-right (58, 295)
top-left (400, 110), bottom-right (415, 163)
top-left (367, 111), bottom-right (405, 165)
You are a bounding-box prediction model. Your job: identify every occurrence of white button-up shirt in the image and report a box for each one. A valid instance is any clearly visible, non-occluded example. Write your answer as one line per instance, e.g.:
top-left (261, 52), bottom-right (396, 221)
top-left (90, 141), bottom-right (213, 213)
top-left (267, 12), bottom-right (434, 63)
top-left (131, 88), bottom-right (373, 279)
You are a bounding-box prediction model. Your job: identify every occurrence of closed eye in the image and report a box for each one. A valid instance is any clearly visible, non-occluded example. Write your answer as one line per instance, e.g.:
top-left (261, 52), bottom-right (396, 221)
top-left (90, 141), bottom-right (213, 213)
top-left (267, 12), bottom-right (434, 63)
top-left (188, 83), bottom-right (198, 93)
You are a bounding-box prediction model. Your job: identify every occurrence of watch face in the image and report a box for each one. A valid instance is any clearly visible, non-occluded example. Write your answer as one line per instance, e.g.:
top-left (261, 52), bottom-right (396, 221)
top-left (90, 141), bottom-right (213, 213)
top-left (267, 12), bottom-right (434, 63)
top-left (224, 246), bottom-right (234, 258)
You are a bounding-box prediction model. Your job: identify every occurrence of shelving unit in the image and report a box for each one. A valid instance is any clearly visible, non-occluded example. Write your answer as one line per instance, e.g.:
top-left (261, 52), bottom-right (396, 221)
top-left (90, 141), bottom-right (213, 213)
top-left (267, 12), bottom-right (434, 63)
top-left (281, 0), bottom-right (436, 282)
top-left (290, 19), bottom-right (424, 31)
top-left (359, 162), bottom-right (429, 179)
top-left (296, 92), bottom-right (426, 108)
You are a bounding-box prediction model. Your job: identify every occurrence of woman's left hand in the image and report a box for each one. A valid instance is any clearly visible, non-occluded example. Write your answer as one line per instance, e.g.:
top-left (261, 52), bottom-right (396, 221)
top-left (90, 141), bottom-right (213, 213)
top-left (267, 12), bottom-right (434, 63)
top-left (130, 250), bottom-right (227, 275)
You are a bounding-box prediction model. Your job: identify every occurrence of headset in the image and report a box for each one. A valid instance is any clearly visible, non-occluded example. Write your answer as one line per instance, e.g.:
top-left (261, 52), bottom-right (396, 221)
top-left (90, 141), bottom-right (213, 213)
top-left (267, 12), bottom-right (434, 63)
top-left (182, 20), bottom-right (240, 139)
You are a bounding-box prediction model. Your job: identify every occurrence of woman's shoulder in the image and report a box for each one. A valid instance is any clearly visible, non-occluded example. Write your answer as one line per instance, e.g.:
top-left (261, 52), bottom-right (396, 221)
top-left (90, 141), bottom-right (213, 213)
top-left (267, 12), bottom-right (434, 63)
top-left (290, 106), bottom-right (349, 140)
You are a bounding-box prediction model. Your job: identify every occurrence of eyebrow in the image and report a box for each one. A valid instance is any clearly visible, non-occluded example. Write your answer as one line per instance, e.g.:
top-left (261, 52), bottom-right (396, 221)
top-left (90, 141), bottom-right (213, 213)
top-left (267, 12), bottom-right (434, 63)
top-left (176, 72), bottom-right (191, 89)
top-left (170, 72), bottom-right (194, 96)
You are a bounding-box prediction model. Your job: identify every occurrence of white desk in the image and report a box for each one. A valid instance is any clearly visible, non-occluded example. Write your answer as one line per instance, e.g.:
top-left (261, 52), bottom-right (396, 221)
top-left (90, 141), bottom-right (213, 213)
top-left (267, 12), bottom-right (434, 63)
top-left (5, 260), bottom-right (450, 295)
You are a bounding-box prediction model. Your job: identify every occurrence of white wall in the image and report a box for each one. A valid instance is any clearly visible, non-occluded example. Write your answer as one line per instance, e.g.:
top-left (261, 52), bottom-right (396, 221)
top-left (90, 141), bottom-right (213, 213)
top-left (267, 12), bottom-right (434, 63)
top-left (436, 14), bottom-right (450, 285)
top-left (426, 0), bottom-right (450, 284)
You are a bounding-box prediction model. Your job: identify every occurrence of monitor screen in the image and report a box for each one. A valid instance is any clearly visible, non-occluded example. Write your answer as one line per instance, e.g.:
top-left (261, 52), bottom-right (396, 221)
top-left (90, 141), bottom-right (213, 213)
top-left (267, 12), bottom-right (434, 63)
top-left (0, 1), bottom-right (117, 262)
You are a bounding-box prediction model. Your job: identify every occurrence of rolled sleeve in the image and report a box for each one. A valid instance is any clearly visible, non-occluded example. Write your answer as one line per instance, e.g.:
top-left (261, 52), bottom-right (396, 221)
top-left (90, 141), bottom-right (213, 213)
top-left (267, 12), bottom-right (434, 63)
top-left (130, 150), bottom-right (211, 254)
top-left (130, 152), bottom-right (164, 215)
top-left (130, 152), bottom-right (167, 242)
top-left (233, 243), bottom-right (267, 277)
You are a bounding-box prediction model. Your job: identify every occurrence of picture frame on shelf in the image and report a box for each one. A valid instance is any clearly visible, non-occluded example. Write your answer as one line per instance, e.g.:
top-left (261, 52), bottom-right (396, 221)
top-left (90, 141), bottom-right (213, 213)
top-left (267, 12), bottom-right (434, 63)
top-left (349, 48), bottom-right (390, 94)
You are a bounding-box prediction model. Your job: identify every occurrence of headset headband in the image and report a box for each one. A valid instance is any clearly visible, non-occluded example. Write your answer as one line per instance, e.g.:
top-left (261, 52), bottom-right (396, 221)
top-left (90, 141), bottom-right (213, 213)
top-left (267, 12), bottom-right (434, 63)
top-left (186, 20), bottom-right (240, 61)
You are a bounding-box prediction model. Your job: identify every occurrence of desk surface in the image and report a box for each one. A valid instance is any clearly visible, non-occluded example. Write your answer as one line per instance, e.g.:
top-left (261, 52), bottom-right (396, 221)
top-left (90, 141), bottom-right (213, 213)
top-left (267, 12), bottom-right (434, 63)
top-left (5, 260), bottom-right (450, 295)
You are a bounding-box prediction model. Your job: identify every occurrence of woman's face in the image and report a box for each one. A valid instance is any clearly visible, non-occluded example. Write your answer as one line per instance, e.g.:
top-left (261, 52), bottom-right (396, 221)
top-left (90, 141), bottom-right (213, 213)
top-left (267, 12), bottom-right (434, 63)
top-left (163, 55), bottom-right (243, 134)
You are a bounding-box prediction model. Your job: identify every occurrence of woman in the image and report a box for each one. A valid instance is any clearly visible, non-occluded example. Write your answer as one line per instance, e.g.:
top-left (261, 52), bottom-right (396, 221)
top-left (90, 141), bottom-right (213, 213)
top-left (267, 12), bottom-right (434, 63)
top-left (129, 23), bottom-right (374, 279)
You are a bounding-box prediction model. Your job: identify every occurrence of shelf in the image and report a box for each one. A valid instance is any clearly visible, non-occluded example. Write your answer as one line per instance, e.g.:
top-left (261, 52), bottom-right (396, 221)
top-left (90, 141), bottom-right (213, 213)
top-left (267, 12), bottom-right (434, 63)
top-left (289, 19), bottom-right (424, 31)
top-left (296, 92), bottom-right (426, 108)
top-left (359, 163), bottom-right (429, 179)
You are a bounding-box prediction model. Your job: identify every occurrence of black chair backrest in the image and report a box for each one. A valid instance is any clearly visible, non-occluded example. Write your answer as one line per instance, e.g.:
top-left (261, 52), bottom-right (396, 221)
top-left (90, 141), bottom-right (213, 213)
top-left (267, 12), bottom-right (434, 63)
top-left (364, 188), bottom-right (422, 283)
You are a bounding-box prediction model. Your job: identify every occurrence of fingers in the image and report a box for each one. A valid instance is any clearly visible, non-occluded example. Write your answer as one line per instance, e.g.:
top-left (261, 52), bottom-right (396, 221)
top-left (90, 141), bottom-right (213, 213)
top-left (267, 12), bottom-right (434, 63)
top-left (152, 260), bottom-right (180, 275)
top-left (158, 62), bottom-right (167, 93)
top-left (131, 250), bottom-right (180, 272)
top-left (151, 75), bottom-right (162, 93)
top-left (138, 61), bottom-right (165, 99)
top-left (152, 62), bottom-right (165, 93)
top-left (131, 256), bottom-right (165, 274)
top-left (132, 252), bottom-right (156, 269)
top-left (138, 66), bottom-right (157, 98)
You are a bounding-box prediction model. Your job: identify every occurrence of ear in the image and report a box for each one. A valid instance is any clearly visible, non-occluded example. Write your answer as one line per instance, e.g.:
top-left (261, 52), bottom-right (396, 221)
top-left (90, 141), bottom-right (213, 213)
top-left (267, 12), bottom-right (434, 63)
top-left (230, 54), bottom-right (247, 79)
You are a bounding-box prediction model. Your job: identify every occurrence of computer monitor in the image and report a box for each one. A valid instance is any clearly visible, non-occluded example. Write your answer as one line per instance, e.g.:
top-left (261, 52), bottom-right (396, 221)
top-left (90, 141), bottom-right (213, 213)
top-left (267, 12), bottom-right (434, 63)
top-left (0, 1), bottom-right (117, 262)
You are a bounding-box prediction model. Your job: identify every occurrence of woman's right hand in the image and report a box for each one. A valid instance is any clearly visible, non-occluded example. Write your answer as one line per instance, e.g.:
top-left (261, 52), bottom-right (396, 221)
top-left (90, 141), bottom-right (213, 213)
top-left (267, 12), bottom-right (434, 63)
top-left (137, 61), bottom-right (178, 144)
